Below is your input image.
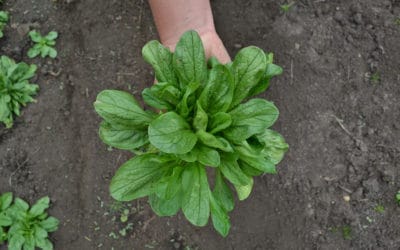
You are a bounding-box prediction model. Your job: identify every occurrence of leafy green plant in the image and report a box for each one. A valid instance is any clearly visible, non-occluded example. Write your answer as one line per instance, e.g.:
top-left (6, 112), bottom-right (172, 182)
top-left (370, 72), bottom-right (380, 84)
top-left (0, 55), bottom-right (38, 128)
top-left (374, 204), bottom-right (385, 213)
top-left (94, 30), bottom-right (288, 236)
top-left (0, 11), bottom-right (8, 38)
top-left (396, 191), bottom-right (400, 205)
top-left (342, 225), bottom-right (352, 240)
top-left (27, 30), bottom-right (58, 58)
top-left (0, 193), bottom-right (59, 250)
top-left (280, 2), bottom-right (295, 12)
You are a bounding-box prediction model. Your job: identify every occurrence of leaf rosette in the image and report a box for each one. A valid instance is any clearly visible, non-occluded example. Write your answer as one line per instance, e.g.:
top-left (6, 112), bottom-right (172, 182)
top-left (94, 30), bottom-right (288, 236)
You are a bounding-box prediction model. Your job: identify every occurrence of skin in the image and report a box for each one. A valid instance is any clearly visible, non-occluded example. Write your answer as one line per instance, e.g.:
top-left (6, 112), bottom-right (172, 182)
top-left (149, 0), bottom-right (231, 63)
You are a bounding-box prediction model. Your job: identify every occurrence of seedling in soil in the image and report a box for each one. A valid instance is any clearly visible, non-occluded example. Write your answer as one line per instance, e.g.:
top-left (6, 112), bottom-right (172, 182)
top-left (94, 30), bottom-right (288, 236)
top-left (374, 204), bottom-right (385, 213)
top-left (370, 72), bottom-right (380, 84)
top-left (396, 191), bottom-right (400, 205)
top-left (0, 11), bottom-right (8, 38)
top-left (342, 225), bottom-right (352, 240)
top-left (28, 30), bottom-right (58, 59)
top-left (0, 56), bottom-right (38, 128)
top-left (280, 2), bottom-right (295, 12)
top-left (395, 18), bottom-right (400, 26)
top-left (0, 193), bottom-right (59, 250)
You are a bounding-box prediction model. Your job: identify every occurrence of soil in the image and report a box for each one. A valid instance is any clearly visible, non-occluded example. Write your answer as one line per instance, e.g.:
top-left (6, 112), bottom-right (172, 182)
top-left (1, 0), bottom-right (400, 249)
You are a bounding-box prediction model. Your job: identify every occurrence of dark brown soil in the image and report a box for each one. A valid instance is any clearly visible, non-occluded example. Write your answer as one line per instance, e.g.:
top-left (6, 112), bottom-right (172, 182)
top-left (1, 0), bottom-right (400, 249)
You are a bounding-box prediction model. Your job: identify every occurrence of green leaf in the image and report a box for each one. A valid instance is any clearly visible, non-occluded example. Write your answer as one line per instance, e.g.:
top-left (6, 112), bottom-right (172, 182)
top-left (193, 101), bottom-right (208, 131)
top-left (224, 98), bottom-right (279, 143)
top-left (219, 154), bottom-right (252, 186)
top-left (142, 40), bottom-right (178, 86)
top-left (27, 47), bottom-right (41, 58)
top-left (0, 192), bottom-right (13, 210)
top-left (248, 62), bottom-right (283, 97)
top-left (48, 48), bottom-right (57, 59)
top-left (94, 90), bottom-right (154, 129)
top-left (230, 46), bottom-right (267, 107)
top-left (142, 82), bottom-right (181, 109)
top-left (155, 167), bottom-right (183, 200)
top-left (207, 56), bottom-right (220, 68)
top-left (199, 64), bottom-right (234, 114)
top-left (34, 225), bottom-right (48, 239)
top-left (176, 81), bottom-right (200, 118)
top-left (8, 234), bottom-right (25, 250)
top-left (148, 112), bottom-right (197, 154)
top-left (45, 31), bottom-right (58, 41)
top-left (23, 234), bottom-right (35, 250)
top-left (29, 30), bottom-right (42, 43)
top-left (210, 194), bottom-right (230, 237)
top-left (181, 164), bottom-right (210, 226)
top-left (236, 141), bottom-right (276, 173)
top-left (0, 214), bottom-right (12, 226)
top-left (29, 196), bottom-right (50, 217)
top-left (234, 178), bottom-right (254, 201)
top-left (239, 160), bottom-right (263, 177)
top-left (142, 88), bottom-right (172, 110)
top-left (110, 154), bottom-right (172, 201)
top-left (256, 129), bottom-right (289, 164)
top-left (35, 238), bottom-right (53, 250)
top-left (14, 198), bottom-right (29, 211)
top-left (208, 112), bottom-right (232, 134)
top-left (39, 217), bottom-right (59, 232)
top-left (212, 170), bottom-right (234, 212)
top-left (196, 130), bottom-right (233, 152)
top-left (40, 46), bottom-right (50, 58)
top-left (173, 30), bottom-right (207, 87)
top-left (99, 121), bottom-right (148, 151)
top-left (195, 144), bottom-right (220, 167)
top-left (149, 193), bottom-right (181, 216)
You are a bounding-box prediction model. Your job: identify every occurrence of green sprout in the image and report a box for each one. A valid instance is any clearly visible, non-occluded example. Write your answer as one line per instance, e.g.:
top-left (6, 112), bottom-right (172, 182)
top-left (374, 204), bottom-right (385, 213)
top-left (28, 30), bottom-right (58, 59)
top-left (370, 72), bottom-right (380, 84)
top-left (280, 2), bottom-right (295, 12)
top-left (0, 11), bottom-right (8, 38)
top-left (396, 191), bottom-right (400, 205)
top-left (342, 225), bottom-right (352, 240)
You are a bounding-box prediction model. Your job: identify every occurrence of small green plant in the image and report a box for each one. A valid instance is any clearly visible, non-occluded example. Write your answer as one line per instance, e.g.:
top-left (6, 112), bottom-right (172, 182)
top-left (0, 55), bottom-right (38, 128)
top-left (28, 30), bottom-right (58, 58)
top-left (370, 72), bottom-right (380, 84)
top-left (94, 30), bottom-right (288, 236)
top-left (396, 191), bottom-right (400, 205)
top-left (395, 18), bottom-right (400, 26)
top-left (374, 204), bottom-right (385, 213)
top-left (0, 11), bottom-right (8, 38)
top-left (342, 225), bottom-right (352, 240)
top-left (280, 2), bottom-right (295, 12)
top-left (0, 193), bottom-right (59, 250)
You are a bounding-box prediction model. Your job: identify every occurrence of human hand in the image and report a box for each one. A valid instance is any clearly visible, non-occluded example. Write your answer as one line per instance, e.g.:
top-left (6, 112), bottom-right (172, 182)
top-left (163, 30), bottom-right (231, 64)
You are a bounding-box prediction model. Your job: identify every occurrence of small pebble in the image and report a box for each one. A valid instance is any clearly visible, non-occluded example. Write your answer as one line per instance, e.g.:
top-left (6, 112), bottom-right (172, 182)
top-left (343, 195), bottom-right (351, 202)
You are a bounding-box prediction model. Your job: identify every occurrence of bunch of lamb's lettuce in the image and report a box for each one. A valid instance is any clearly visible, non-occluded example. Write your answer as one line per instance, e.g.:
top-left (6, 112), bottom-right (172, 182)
top-left (94, 30), bottom-right (288, 236)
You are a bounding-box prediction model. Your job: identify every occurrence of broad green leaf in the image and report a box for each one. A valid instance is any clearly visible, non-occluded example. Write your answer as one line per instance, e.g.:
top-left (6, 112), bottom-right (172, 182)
top-left (94, 90), bottom-right (154, 129)
top-left (219, 154), bottom-right (252, 186)
top-left (99, 121), bottom-right (148, 151)
top-left (193, 101), bottom-right (208, 131)
top-left (23, 234), bottom-right (35, 250)
top-left (14, 198), bottom-right (29, 211)
top-left (39, 217), bottom-right (59, 232)
top-left (142, 88), bottom-right (172, 110)
top-left (142, 40), bottom-right (178, 86)
top-left (212, 170), bottom-right (234, 212)
top-left (208, 112), bottom-right (232, 134)
top-left (27, 46), bottom-right (41, 58)
top-left (210, 194), bottom-right (230, 237)
top-left (29, 196), bottom-right (50, 217)
top-left (256, 129), bottom-right (289, 164)
top-left (224, 99), bottom-right (279, 143)
top-left (40, 46), bottom-right (50, 58)
top-left (35, 238), bottom-right (53, 250)
top-left (235, 141), bottom-right (276, 174)
top-left (34, 225), bottom-right (48, 239)
top-left (199, 64), bottom-right (234, 114)
top-left (247, 63), bottom-right (283, 97)
top-left (48, 48), bottom-right (57, 59)
top-left (110, 154), bottom-right (172, 201)
top-left (0, 192), bottom-right (12, 210)
top-left (148, 112), bottom-right (197, 154)
top-left (181, 164), bottom-right (210, 226)
top-left (234, 178), bottom-right (254, 201)
top-left (143, 82), bottom-right (181, 107)
top-left (29, 30), bottom-right (42, 43)
top-left (230, 46), bottom-right (267, 107)
top-left (173, 30), bottom-right (207, 87)
top-left (0, 214), bottom-right (12, 226)
top-left (8, 234), bottom-right (25, 250)
top-left (176, 81), bottom-right (200, 118)
top-left (195, 144), bottom-right (220, 167)
top-left (149, 193), bottom-right (181, 216)
top-left (196, 130), bottom-right (233, 152)
top-left (45, 31), bottom-right (58, 41)
top-left (155, 167), bottom-right (183, 200)
top-left (239, 160), bottom-right (263, 177)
